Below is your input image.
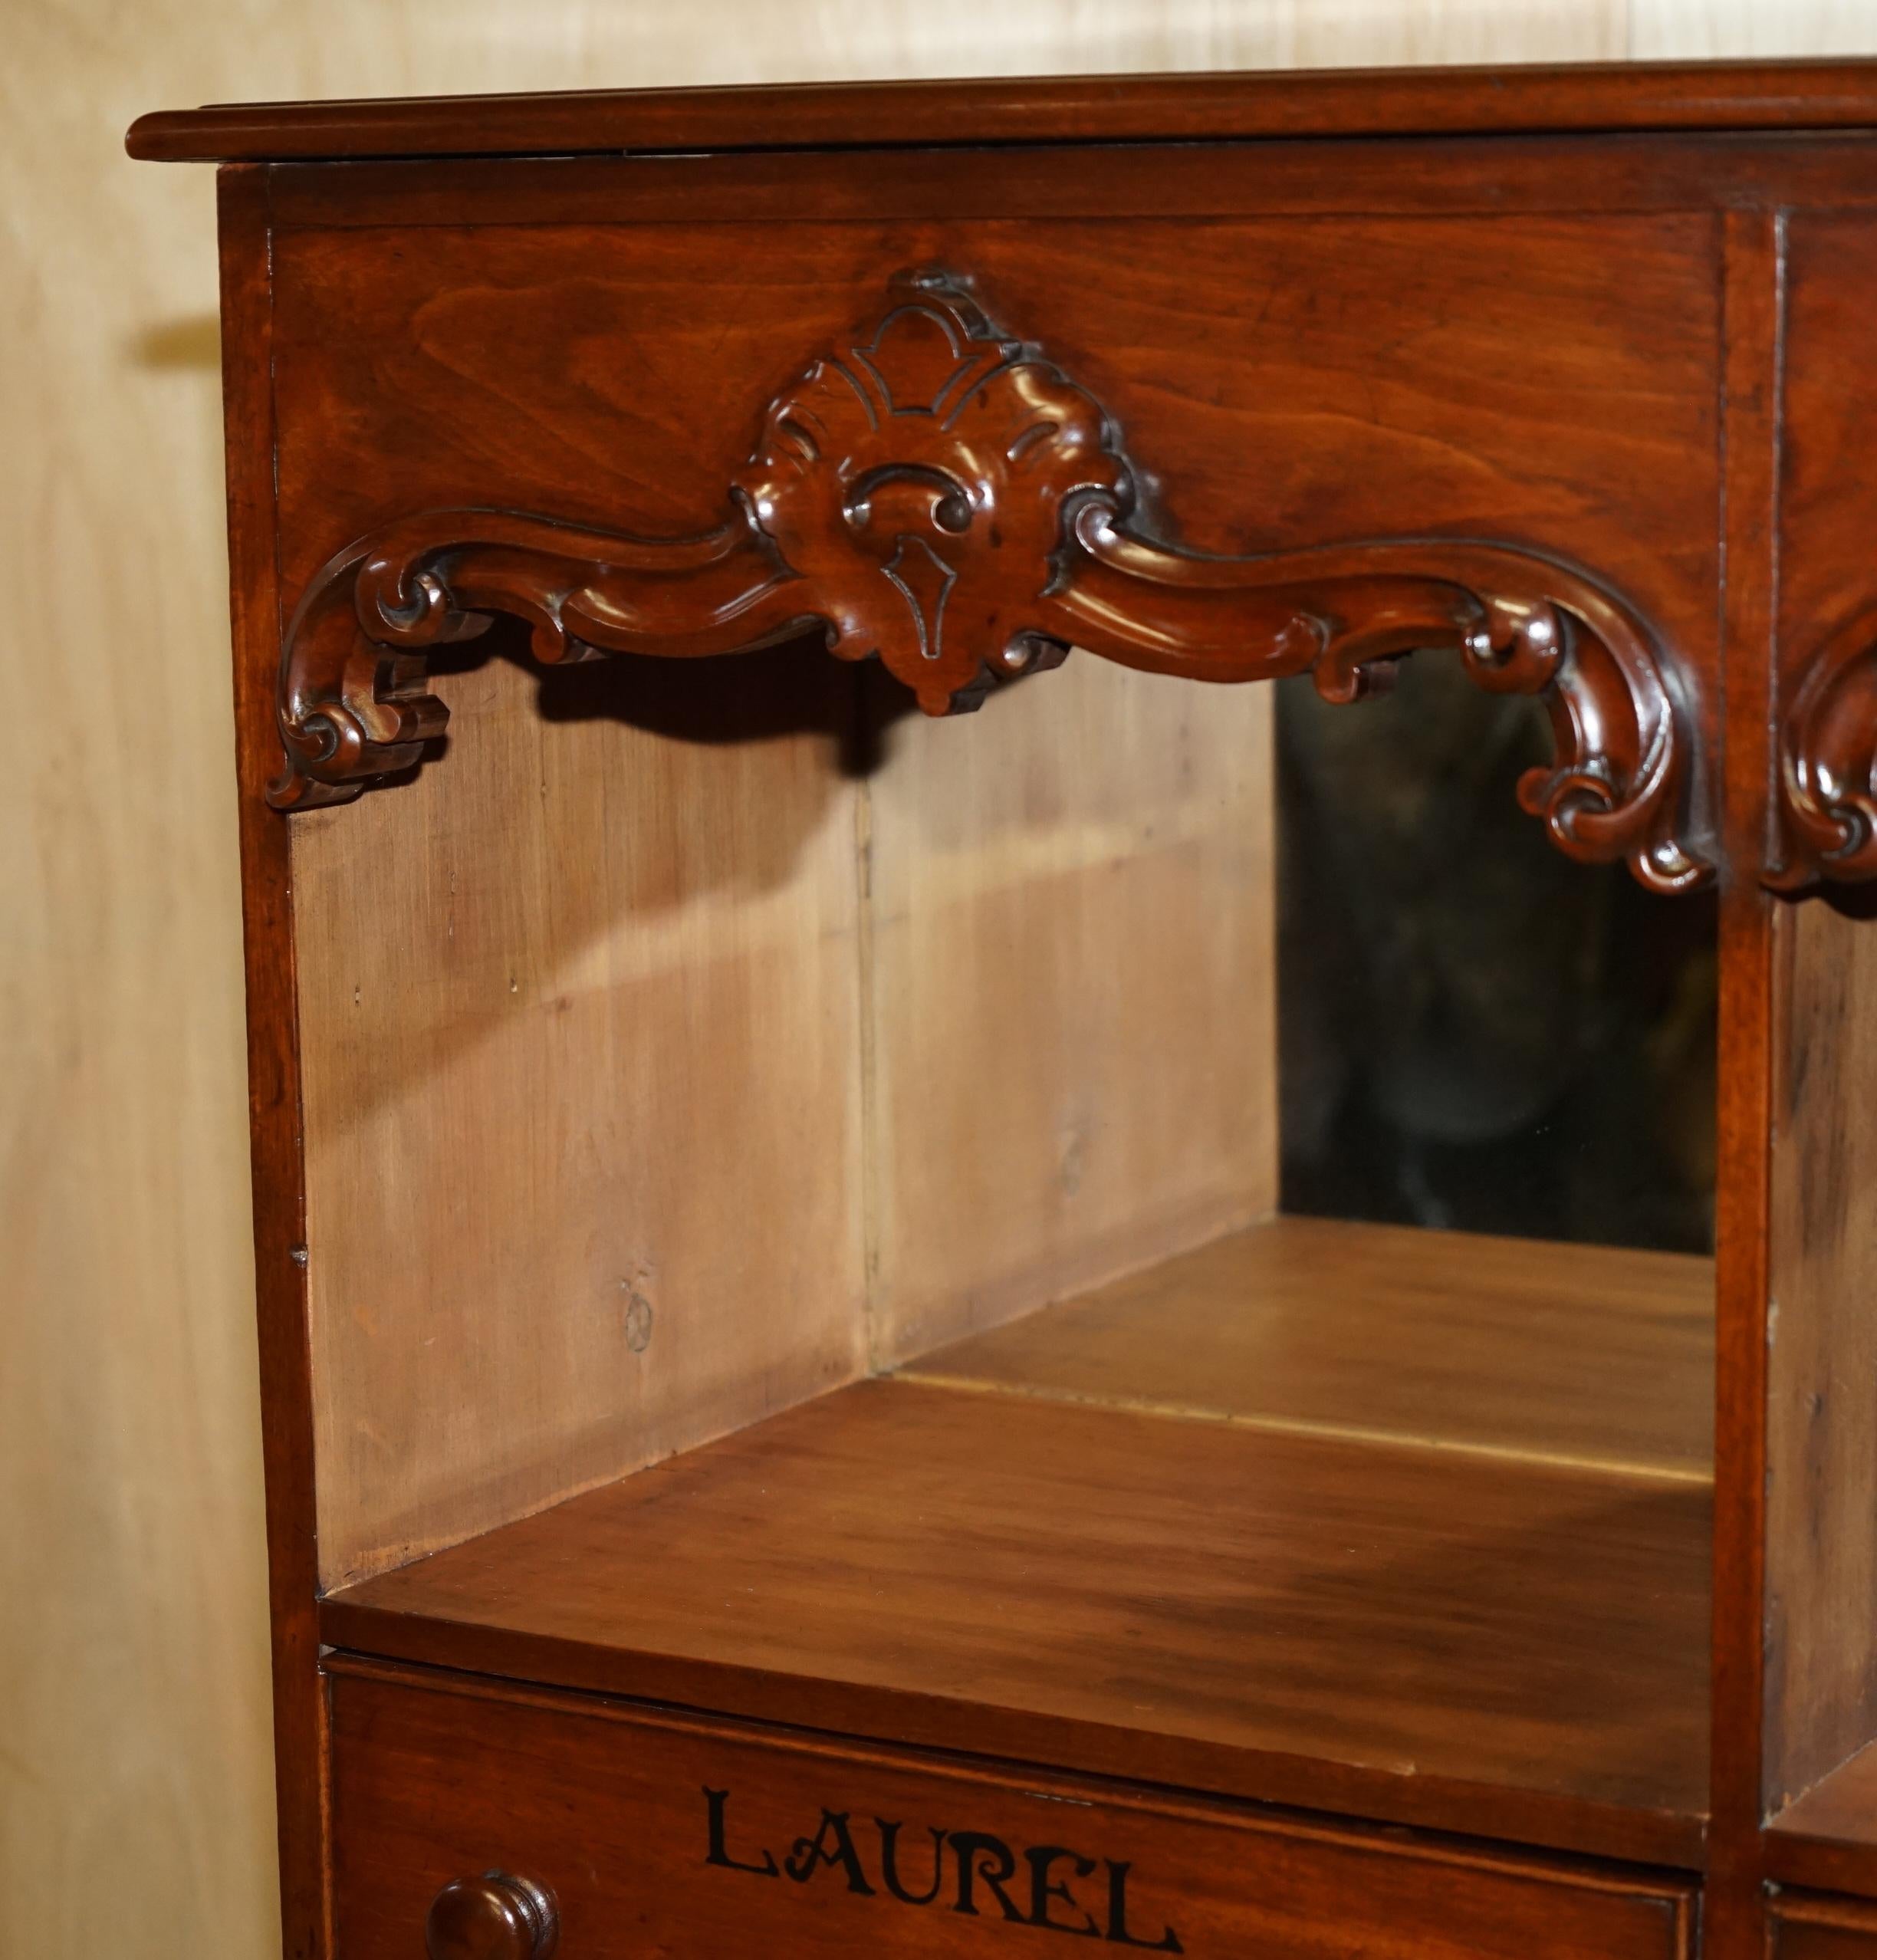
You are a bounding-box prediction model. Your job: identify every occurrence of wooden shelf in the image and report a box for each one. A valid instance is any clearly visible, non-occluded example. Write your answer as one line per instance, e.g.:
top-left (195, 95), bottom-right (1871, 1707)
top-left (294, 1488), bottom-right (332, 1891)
top-left (320, 1218), bottom-right (1714, 1869)
top-left (906, 1216), bottom-right (1714, 1481)
top-left (1770, 1744), bottom-right (1877, 1898)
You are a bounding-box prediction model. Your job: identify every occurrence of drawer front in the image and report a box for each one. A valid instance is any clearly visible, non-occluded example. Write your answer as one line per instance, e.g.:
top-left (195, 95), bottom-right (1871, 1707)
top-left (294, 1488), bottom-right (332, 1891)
top-left (1773, 1893), bottom-right (1877, 1958)
top-left (330, 1662), bottom-right (1691, 1960)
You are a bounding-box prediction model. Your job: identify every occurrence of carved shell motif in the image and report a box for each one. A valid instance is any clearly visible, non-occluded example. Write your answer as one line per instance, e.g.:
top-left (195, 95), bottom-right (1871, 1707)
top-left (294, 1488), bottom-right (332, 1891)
top-left (731, 282), bottom-right (1126, 713)
top-left (268, 270), bottom-right (1713, 896)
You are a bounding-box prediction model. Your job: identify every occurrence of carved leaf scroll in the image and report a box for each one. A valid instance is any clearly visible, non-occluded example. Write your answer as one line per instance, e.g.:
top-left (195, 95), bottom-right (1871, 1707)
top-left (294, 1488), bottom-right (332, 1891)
top-left (271, 269), bottom-right (1712, 895)
top-left (1770, 607), bottom-right (1877, 890)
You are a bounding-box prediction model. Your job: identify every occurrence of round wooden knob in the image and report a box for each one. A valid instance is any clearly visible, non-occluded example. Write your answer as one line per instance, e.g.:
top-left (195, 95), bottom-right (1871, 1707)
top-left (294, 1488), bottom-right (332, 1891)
top-left (425, 1872), bottom-right (558, 1960)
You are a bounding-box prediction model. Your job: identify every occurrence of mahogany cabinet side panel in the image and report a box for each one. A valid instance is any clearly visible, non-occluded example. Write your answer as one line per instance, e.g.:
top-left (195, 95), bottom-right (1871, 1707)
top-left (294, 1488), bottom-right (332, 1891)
top-left (1764, 212), bottom-right (1877, 1814)
top-left (216, 166), bottom-right (330, 1960)
top-left (1706, 205), bottom-right (1786, 1960)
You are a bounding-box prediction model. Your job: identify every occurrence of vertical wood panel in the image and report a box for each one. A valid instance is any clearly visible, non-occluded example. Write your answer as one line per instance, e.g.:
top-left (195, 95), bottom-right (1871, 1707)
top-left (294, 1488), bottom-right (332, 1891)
top-left (294, 656), bottom-right (868, 1588)
top-left (215, 166), bottom-right (333, 1960)
top-left (1759, 208), bottom-right (1877, 1832)
top-left (1704, 205), bottom-right (1786, 1960)
top-left (866, 665), bottom-right (1279, 1363)
top-left (1768, 903), bottom-right (1877, 1808)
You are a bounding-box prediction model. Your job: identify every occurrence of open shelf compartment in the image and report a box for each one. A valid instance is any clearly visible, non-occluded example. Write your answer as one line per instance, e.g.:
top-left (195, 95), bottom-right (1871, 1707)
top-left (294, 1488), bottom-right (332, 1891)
top-left (321, 1214), bottom-right (1713, 1868)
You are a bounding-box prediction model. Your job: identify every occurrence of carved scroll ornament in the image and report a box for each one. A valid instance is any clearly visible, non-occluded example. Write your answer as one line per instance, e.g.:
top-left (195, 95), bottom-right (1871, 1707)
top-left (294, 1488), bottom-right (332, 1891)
top-left (1770, 608), bottom-right (1877, 890)
top-left (273, 270), bottom-right (1711, 896)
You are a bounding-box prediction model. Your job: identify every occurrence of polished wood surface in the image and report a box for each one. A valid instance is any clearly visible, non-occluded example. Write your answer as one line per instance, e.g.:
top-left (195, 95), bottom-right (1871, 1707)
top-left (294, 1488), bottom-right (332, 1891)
top-left (268, 153), bottom-right (1737, 1593)
top-left (258, 192), bottom-right (1725, 688)
top-left (423, 1873), bottom-right (558, 1960)
top-left (330, 1659), bottom-right (1696, 1960)
top-left (266, 269), bottom-right (1705, 892)
top-left (1773, 215), bottom-right (1877, 886)
top-left (125, 56), bottom-right (1877, 163)
top-left (906, 1216), bottom-right (1714, 1478)
top-left (217, 169), bottom-right (331, 1960)
top-left (1759, 213), bottom-right (1877, 1850)
top-left (1770, 1743), bottom-right (1877, 1896)
top-left (252, 136), bottom-right (1877, 239)
top-left (1704, 203), bottom-right (1787, 1960)
top-left (324, 1307), bottom-right (1711, 1864)
top-left (277, 158), bottom-right (1319, 1586)
top-left (259, 102), bottom-right (1740, 1945)
top-left (1771, 1891), bottom-right (1877, 1958)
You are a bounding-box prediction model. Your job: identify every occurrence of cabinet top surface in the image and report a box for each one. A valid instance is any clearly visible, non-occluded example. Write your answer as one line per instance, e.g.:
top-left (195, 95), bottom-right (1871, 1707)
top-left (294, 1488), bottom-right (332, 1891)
top-left (127, 56), bottom-right (1877, 163)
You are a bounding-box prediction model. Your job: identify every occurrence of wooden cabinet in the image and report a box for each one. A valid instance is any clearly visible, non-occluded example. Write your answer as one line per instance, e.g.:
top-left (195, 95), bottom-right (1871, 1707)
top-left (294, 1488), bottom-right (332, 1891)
top-left (127, 58), bottom-right (1877, 1960)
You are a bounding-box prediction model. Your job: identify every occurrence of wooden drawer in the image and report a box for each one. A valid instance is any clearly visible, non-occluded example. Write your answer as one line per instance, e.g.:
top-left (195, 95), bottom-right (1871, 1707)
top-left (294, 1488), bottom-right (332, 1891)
top-left (330, 1660), bottom-right (1693, 1959)
top-left (1772, 1893), bottom-right (1877, 1958)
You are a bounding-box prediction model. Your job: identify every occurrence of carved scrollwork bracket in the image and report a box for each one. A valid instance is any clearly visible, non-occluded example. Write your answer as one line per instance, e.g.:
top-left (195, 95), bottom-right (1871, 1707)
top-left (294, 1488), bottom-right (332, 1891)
top-left (1770, 609), bottom-right (1877, 890)
top-left (271, 269), bottom-right (1713, 895)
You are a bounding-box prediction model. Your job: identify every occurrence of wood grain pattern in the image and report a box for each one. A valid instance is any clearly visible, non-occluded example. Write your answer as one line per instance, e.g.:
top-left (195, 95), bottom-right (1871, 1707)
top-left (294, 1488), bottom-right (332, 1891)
top-left (261, 201), bottom-right (1728, 719)
top-left (279, 227), bottom-right (1291, 1586)
top-left (1770, 1890), bottom-right (1877, 1959)
top-left (863, 662), bottom-right (1278, 1363)
top-left (902, 1216), bottom-right (1714, 1477)
top-left (279, 187), bottom-right (1729, 1587)
top-left (1704, 203), bottom-right (1787, 1960)
top-left (153, 52), bottom-right (1877, 164)
top-left (264, 184), bottom-right (1731, 1583)
top-left (1771, 212), bottom-right (1877, 890)
top-left (1760, 212), bottom-right (1877, 1827)
top-left (267, 265), bottom-right (1711, 896)
top-left (1770, 1741), bottom-right (1877, 1895)
top-left (293, 646), bottom-right (870, 1588)
top-left (262, 135), bottom-right (1877, 235)
top-left (328, 1659), bottom-right (1696, 1960)
top-left (1765, 903), bottom-right (1877, 1808)
top-left (215, 166), bottom-right (332, 1960)
top-left (321, 1365), bottom-right (1712, 1866)
top-left (265, 179), bottom-right (895, 1590)
top-left (267, 212), bottom-right (833, 1587)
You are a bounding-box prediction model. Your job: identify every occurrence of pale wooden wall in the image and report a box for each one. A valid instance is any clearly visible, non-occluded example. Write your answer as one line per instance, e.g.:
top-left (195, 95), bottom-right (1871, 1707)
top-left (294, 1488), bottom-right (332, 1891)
top-left (5, 4), bottom-right (1872, 1957)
